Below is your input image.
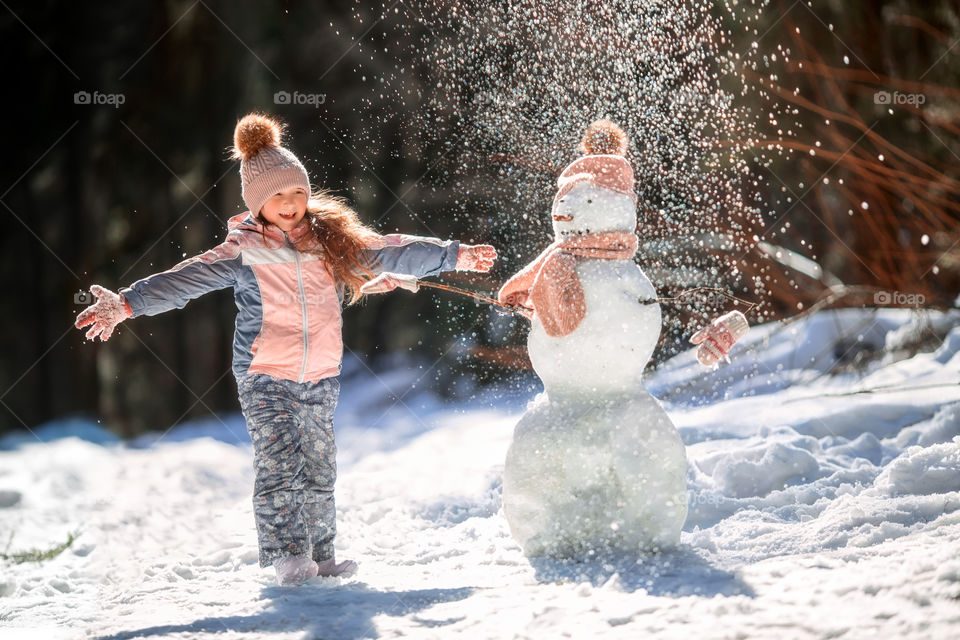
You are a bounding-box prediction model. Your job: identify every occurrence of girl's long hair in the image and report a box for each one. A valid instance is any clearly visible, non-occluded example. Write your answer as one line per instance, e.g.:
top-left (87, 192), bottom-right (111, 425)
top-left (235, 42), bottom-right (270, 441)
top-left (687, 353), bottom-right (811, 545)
top-left (261, 189), bottom-right (380, 305)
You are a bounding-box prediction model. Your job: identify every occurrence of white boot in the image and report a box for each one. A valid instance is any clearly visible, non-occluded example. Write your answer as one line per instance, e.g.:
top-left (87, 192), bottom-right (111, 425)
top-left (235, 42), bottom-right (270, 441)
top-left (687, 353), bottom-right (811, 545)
top-left (316, 557), bottom-right (358, 578)
top-left (274, 554), bottom-right (319, 586)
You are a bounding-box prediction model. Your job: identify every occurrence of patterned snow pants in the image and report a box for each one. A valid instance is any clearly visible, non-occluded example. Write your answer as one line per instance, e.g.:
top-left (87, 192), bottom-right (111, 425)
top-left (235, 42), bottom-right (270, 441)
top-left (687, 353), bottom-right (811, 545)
top-left (237, 373), bottom-right (340, 568)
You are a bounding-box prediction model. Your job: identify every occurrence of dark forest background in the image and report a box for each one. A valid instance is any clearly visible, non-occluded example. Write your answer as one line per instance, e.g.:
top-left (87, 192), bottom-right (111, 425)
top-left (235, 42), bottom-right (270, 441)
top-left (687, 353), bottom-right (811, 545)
top-left (2, 0), bottom-right (958, 437)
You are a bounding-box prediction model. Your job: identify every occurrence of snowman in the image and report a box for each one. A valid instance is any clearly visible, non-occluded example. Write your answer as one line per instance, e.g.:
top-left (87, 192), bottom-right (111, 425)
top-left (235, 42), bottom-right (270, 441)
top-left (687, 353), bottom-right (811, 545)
top-left (359, 120), bottom-right (748, 556)
top-left (495, 120), bottom-right (689, 558)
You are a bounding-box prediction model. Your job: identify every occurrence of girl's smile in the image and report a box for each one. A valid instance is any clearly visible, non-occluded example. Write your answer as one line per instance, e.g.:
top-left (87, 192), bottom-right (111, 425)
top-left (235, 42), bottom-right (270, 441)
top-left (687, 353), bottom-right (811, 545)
top-left (260, 187), bottom-right (308, 231)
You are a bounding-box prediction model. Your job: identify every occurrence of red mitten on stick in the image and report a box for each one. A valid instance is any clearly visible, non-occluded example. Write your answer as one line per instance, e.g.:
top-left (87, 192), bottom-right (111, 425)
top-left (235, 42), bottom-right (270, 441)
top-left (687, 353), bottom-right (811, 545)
top-left (497, 291), bottom-right (534, 319)
top-left (690, 310), bottom-right (749, 367)
top-left (74, 285), bottom-right (132, 342)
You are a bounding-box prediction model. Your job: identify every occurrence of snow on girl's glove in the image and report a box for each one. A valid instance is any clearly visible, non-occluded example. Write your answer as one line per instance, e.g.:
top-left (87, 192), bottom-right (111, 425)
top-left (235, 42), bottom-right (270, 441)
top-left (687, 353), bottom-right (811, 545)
top-left (456, 244), bottom-right (497, 272)
top-left (74, 285), bottom-right (132, 342)
top-left (690, 310), bottom-right (749, 367)
top-left (360, 272), bottom-right (420, 295)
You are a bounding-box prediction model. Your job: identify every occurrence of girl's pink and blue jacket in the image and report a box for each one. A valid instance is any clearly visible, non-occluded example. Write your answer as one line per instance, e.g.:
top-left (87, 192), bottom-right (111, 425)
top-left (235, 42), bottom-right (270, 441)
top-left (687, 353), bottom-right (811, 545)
top-left (120, 213), bottom-right (459, 383)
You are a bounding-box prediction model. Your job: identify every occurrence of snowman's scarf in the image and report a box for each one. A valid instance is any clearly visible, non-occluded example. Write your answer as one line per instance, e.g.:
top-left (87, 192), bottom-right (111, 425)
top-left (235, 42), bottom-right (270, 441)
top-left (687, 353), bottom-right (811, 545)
top-left (497, 231), bottom-right (639, 337)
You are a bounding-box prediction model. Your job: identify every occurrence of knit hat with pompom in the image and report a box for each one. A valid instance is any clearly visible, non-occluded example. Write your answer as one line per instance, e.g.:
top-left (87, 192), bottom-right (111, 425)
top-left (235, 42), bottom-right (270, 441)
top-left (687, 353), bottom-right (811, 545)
top-left (554, 120), bottom-right (636, 204)
top-left (231, 113), bottom-right (310, 216)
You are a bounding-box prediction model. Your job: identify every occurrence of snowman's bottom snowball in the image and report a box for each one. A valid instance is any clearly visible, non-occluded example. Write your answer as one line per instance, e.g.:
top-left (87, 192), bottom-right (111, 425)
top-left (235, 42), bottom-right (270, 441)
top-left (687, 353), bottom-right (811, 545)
top-left (502, 392), bottom-right (688, 558)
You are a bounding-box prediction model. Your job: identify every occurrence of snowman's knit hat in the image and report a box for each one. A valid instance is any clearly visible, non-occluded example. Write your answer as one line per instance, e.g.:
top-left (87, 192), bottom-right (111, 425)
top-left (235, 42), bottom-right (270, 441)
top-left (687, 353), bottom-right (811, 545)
top-left (554, 120), bottom-right (636, 204)
top-left (231, 113), bottom-right (310, 216)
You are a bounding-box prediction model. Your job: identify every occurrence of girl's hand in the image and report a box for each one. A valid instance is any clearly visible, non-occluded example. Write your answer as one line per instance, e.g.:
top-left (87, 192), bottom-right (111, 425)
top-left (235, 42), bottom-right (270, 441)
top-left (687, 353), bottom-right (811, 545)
top-left (457, 244), bottom-right (497, 272)
top-left (360, 272), bottom-right (420, 294)
top-left (74, 285), bottom-right (132, 342)
top-left (690, 310), bottom-right (749, 367)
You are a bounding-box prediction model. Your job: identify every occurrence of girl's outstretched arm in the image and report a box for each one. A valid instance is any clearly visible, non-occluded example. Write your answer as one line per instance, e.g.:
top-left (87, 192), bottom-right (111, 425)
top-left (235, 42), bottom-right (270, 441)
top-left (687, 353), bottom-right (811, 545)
top-left (364, 235), bottom-right (459, 279)
top-left (120, 240), bottom-right (241, 317)
top-left (364, 235), bottom-right (497, 279)
top-left (74, 239), bottom-right (242, 341)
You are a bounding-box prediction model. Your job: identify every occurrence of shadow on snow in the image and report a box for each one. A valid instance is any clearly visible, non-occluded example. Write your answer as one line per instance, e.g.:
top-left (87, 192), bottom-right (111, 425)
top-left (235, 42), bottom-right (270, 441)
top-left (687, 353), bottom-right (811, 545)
top-left (94, 583), bottom-right (473, 640)
top-left (529, 546), bottom-right (754, 598)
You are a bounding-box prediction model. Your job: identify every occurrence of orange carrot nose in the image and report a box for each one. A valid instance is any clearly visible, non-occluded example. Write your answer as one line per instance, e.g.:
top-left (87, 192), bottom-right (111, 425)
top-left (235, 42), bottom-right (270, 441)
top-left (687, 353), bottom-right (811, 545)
top-left (552, 214), bottom-right (574, 221)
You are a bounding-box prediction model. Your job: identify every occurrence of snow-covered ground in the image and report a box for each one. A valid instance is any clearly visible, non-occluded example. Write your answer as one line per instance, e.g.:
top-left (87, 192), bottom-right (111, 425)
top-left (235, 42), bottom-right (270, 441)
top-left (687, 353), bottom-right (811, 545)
top-left (2, 307), bottom-right (959, 639)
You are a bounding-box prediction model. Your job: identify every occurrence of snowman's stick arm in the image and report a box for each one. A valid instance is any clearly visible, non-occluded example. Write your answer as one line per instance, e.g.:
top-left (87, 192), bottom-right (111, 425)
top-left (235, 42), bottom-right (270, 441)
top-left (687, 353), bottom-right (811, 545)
top-left (417, 280), bottom-right (753, 318)
top-left (639, 287), bottom-right (757, 316)
top-left (416, 280), bottom-right (530, 316)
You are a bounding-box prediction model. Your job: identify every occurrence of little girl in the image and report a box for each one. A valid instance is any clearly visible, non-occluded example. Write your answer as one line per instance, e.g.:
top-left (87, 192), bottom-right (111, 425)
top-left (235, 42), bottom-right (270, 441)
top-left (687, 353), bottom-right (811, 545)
top-left (75, 113), bottom-right (498, 585)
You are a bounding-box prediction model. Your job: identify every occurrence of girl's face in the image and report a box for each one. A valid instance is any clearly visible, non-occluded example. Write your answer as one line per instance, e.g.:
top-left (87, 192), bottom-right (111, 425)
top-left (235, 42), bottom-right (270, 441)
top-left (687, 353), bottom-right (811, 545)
top-left (260, 187), bottom-right (308, 231)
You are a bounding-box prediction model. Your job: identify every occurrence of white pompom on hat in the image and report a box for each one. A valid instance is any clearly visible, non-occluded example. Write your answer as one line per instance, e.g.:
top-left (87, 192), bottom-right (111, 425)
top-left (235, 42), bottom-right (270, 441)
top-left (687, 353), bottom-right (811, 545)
top-left (231, 113), bottom-right (310, 216)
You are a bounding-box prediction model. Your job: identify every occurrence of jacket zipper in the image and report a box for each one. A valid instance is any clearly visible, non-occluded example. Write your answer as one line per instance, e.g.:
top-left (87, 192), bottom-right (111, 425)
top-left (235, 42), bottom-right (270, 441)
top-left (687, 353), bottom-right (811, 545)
top-left (292, 237), bottom-right (310, 383)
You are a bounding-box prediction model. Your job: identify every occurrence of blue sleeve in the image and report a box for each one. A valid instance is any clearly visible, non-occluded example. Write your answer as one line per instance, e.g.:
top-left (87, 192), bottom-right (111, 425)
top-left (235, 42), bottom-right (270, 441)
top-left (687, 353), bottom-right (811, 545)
top-left (363, 234), bottom-right (460, 279)
top-left (120, 240), bottom-right (242, 318)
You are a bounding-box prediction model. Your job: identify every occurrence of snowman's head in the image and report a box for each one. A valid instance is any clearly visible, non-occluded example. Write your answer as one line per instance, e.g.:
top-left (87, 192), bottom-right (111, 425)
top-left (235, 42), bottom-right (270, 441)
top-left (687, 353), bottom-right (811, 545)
top-left (550, 120), bottom-right (637, 241)
top-left (551, 181), bottom-right (637, 239)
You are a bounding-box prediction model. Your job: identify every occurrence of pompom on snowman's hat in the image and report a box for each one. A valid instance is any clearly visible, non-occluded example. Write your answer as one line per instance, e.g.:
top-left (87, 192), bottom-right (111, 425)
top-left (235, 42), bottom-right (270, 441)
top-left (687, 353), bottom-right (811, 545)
top-left (555, 120), bottom-right (636, 204)
top-left (579, 119), bottom-right (630, 156)
top-left (230, 113), bottom-right (310, 216)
